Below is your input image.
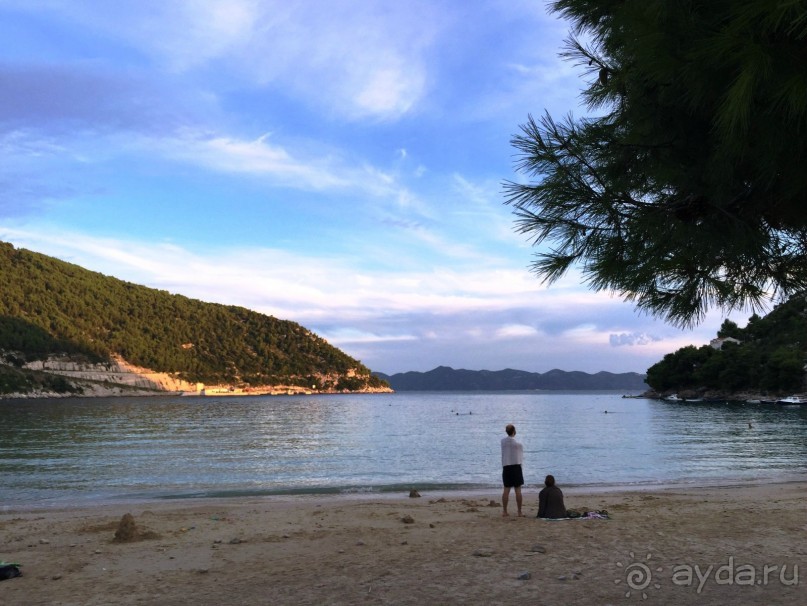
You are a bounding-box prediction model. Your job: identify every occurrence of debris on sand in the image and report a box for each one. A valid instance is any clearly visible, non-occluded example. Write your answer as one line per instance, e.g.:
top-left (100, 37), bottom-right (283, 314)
top-left (113, 513), bottom-right (138, 542)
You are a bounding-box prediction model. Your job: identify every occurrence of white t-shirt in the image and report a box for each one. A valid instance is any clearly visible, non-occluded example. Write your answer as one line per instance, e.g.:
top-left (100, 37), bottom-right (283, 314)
top-left (501, 435), bottom-right (523, 466)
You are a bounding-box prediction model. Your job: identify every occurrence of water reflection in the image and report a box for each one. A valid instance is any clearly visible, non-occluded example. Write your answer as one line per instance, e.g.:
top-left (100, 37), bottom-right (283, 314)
top-left (1, 393), bottom-right (806, 506)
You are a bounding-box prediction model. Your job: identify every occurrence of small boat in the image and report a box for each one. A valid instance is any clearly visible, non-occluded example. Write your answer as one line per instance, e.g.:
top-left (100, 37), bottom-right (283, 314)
top-left (776, 395), bottom-right (807, 405)
top-left (664, 394), bottom-right (704, 402)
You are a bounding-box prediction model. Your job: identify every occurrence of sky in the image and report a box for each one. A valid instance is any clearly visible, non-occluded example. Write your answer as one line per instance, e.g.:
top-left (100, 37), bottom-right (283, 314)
top-left (0, 0), bottom-right (752, 376)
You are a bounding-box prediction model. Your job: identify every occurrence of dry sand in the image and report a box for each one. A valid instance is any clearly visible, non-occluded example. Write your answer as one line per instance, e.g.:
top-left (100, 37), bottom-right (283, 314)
top-left (1, 482), bottom-right (805, 606)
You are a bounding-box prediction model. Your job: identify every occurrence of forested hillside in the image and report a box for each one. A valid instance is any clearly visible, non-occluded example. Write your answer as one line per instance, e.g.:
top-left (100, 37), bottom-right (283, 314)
top-left (646, 294), bottom-right (807, 395)
top-left (0, 241), bottom-right (387, 392)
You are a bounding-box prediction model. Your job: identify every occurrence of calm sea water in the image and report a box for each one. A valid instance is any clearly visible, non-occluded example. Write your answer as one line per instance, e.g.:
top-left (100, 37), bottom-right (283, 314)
top-left (2, 391), bottom-right (806, 508)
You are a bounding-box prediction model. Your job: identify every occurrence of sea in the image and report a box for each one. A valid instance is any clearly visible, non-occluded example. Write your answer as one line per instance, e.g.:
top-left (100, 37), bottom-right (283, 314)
top-left (2, 391), bottom-right (806, 509)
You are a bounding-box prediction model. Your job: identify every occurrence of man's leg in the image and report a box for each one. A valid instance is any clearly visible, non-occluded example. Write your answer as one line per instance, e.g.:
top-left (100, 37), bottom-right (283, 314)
top-left (502, 486), bottom-right (511, 516)
top-left (515, 486), bottom-right (523, 516)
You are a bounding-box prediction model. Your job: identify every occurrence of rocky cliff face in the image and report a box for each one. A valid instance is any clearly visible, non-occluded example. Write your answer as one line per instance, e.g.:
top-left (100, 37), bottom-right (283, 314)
top-left (22, 355), bottom-right (199, 393)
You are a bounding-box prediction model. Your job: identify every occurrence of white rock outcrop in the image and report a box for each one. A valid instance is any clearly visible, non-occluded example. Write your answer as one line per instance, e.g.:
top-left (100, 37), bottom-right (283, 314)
top-left (22, 355), bottom-right (200, 393)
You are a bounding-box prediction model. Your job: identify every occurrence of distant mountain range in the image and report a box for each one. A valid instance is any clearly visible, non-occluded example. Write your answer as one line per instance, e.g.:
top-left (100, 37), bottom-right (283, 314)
top-left (373, 366), bottom-right (648, 391)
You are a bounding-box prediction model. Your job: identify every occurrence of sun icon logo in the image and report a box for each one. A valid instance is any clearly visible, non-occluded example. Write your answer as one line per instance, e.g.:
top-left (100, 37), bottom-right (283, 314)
top-left (615, 552), bottom-right (663, 599)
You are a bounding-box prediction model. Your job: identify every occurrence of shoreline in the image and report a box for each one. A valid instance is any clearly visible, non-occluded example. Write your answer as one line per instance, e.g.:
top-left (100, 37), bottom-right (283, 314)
top-left (0, 386), bottom-right (394, 400)
top-left (1, 480), bottom-right (804, 605)
top-left (1, 354), bottom-right (393, 400)
top-left (7, 471), bottom-right (807, 514)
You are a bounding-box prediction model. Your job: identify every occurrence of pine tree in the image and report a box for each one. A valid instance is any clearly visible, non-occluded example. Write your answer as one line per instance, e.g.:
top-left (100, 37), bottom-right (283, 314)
top-left (505, 0), bottom-right (807, 326)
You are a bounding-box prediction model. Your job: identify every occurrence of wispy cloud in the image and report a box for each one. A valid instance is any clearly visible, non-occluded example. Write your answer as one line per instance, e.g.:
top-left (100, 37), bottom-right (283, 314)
top-left (12, 0), bottom-right (438, 121)
top-left (236, 1), bottom-right (438, 120)
top-left (0, 123), bottom-right (426, 223)
top-left (323, 329), bottom-right (419, 346)
top-left (0, 228), bottom-right (734, 373)
top-left (149, 129), bottom-right (351, 191)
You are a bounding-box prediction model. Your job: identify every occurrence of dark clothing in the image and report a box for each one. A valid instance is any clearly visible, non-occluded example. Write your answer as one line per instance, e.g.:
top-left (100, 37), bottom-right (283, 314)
top-left (502, 464), bottom-right (524, 488)
top-left (537, 484), bottom-right (567, 518)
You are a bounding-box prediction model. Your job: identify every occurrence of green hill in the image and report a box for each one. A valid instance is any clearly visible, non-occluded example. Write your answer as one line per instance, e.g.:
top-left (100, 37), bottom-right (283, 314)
top-left (645, 294), bottom-right (807, 396)
top-left (0, 241), bottom-right (388, 395)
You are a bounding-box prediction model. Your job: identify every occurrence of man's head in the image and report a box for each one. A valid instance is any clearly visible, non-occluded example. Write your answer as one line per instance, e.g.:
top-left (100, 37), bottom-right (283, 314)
top-left (544, 474), bottom-right (555, 487)
top-left (505, 424), bottom-right (516, 436)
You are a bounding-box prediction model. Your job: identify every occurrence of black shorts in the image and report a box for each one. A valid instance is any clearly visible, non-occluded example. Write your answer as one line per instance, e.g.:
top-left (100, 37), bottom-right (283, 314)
top-left (502, 464), bottom-right (524, 488)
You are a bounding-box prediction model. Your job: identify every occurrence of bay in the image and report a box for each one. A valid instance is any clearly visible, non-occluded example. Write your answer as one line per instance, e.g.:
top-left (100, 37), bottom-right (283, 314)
top-left (2, 391), bottom-right (806, 508)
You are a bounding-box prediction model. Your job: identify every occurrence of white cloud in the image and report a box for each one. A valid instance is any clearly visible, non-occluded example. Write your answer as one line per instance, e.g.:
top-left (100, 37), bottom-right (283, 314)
top-left (150, 129), bottom-right (351, 191)
top-left (495, 324), bottom-right (539, 338)
top-left (353, 66), bottom-right (424, 119)
top-left (609, 332), bottom-right (664, 347)
top-left (560, 324), bottom-right (604, 345)
top-left (323, 329), bottom-right (418, 345)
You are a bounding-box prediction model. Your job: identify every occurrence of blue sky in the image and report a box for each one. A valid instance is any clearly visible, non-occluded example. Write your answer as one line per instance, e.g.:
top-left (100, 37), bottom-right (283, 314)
top-left (0, 0), bottom-right (748, 375)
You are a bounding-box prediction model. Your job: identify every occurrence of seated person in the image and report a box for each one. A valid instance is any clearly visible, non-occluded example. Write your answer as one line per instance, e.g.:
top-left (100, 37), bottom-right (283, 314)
top-left (537, 474), bottom-right (567, 518)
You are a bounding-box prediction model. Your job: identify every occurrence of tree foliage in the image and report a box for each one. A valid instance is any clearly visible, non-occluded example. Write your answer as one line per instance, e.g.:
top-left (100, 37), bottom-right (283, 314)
top-left (504, 0), bottom-right (807, 326)
top-left (0, 241), bottom-right (385, 390)
top-left (645, 293), bottom-right (807, 393)
top-left (0, 364), bottom-right (81, 395)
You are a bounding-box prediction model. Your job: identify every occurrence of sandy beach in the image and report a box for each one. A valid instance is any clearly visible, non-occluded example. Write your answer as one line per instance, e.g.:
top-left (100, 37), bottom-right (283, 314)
top-left (1, 482), bottom-right (805, 606)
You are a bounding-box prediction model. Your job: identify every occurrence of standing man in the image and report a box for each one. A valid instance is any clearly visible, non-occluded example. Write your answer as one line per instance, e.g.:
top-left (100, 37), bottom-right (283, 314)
top-left (500, 423), bottom-right (524, 517)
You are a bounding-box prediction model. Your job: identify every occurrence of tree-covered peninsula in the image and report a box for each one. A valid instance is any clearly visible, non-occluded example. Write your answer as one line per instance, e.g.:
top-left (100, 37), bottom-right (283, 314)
top-left (645, 294), bottom-right (807, 398)
top-left (0, 241), bottom-right (389, 396)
